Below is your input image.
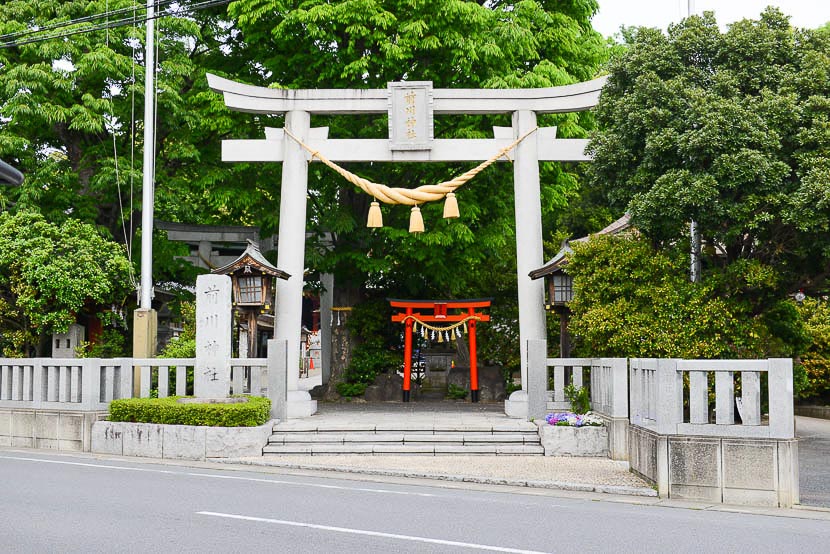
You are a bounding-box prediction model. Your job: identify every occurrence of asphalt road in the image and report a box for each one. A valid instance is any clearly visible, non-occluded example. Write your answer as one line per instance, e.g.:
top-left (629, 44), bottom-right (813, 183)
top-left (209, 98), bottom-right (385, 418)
top-left (797, 415), bottom-right (830, 508)
top-left (0, 451), bottom-right (828, 553)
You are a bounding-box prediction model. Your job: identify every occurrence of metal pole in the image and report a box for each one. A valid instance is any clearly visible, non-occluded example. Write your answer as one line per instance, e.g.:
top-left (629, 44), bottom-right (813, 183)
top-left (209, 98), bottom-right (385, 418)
top-left (140, 0), bottom-right (156, 309)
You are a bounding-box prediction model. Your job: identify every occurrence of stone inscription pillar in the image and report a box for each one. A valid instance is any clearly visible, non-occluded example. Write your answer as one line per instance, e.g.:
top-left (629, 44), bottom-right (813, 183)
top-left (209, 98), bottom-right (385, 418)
top-left (195, 274), bottom-right (232, 398)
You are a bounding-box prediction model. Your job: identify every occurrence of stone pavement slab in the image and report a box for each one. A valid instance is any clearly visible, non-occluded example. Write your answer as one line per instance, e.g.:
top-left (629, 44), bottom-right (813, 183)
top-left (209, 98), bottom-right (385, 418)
top-left (224, 454), bottom-right (657, 497)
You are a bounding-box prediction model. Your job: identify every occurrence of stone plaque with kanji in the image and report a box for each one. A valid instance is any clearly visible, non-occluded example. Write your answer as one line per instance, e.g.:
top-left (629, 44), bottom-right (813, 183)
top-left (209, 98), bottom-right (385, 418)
top-left (195, 274), bottom-right (232, 398)
top-left (388, 81), bottom-right (433, 151)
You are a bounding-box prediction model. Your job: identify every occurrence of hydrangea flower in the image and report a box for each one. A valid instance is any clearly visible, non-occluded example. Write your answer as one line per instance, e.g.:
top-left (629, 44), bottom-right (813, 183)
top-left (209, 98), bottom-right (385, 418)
top-left (544, 412), bottom-right (603, 427)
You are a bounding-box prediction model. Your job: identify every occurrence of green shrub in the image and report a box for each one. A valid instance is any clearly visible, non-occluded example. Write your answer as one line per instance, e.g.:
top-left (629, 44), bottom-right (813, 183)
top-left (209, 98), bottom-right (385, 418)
top-left (446, 383), bottom-right (468, 400)
top-left (564, 384), bottom-right (591, 414)
top-left (108, 395), bottom-right (270, 427)
top-left (335, 382), bottom-right (366, 398)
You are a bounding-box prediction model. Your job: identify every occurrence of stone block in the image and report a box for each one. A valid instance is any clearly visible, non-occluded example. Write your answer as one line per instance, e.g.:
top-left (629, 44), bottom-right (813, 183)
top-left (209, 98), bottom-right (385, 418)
top-left (722, 440), bottom-right (776, 490)
top-left (0, 436), bottom-right (10, 446)
top-left (722, 488), bottom-right (778, 507)
top-left (504, 390), bottom-right (528, 419)
top-left (0, 411), bottom-right (10, 437)
top-left (12, 436), bottom-right (33, 448)
top-left (448, 365), bottom-right (505, 401)
top-left (91, 421), bottom-right (124, 455)
top-left (669, 437), bottom-right (720, 488)
top-left (539, 424), bottom-right (608, 457)
top-left (669, 483), bottom-right (721, 503)
top-left (122, 423), bottom-right (163, 458)
top-left (35, 438), bottom-right (59, 450)
top-left (364, 373), bottom-right (403, 402)
top-left (58, 414), bottom-right (84, 442)
top-left (206, 421), bottom-right (273, 458)
top-left (58, 439), bottom-right (83, 452)
top-left (163, 425), bottom-right (206, 460)
top-left (35, 412), bottom-right (60, 440)
top-left (12, 411), bottom-right (35, 437)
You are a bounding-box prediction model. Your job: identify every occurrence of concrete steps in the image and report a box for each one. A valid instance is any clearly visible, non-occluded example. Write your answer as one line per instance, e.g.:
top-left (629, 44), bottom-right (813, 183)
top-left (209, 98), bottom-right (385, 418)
top-left (263, 420), bottom-right (544, 456)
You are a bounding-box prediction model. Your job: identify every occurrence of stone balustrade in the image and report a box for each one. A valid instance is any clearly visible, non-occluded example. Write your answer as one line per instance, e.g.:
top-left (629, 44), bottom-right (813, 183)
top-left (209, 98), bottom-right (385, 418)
top-left (0, 356), bottom-right (270, 452)
top-left (627, 358), bottom-right (797, 507)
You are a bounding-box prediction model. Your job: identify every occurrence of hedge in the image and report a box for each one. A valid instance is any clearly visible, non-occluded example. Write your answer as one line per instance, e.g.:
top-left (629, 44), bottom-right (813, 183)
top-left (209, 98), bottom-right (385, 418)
top-left (108, 396), bottom-right (271, 427)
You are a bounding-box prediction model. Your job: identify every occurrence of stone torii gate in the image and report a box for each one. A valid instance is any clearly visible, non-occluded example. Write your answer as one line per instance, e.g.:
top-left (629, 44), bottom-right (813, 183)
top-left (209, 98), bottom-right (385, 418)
top-left (207, 74), bottom-right (605, 418)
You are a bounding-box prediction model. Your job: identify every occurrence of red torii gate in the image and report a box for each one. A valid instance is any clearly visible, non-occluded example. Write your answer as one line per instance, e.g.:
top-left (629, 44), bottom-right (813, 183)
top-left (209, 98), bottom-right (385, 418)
top-left (390, 299), bottom-right (491, 403)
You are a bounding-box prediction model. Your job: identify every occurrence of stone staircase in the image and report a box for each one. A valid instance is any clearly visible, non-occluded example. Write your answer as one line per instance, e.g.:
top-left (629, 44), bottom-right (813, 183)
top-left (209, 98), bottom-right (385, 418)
top-left (263, 416), bottom-right (544, 456)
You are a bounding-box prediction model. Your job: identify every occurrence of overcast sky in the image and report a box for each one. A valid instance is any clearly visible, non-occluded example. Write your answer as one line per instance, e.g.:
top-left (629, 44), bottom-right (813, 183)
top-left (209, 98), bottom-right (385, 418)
top-left (591, 0), bottom-right (830, 37)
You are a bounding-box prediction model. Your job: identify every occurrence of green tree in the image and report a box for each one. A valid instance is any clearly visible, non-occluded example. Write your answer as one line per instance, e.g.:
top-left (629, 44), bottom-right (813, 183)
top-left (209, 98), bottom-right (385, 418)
top-left (229, 0), bottom-right (608, 389)
top-left (0, 211), bottom-right (132, 356)
top-left (567, 235), bottom-right (763, 358)
top-left (0, 1), bottom-right (284, 276)
top-left (587, 9), bottom-right (830, 295)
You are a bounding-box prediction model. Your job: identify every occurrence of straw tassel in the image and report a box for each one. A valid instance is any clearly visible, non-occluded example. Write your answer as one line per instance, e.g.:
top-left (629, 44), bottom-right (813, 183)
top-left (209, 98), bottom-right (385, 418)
top-left (367, 200), bottom-right (383, 228)
top-left (437, 330), bottom-right (444, 343)
top-left (443, 192), bottom-right (459, 219)
top-left (409, 205), bottom-right (425, 233)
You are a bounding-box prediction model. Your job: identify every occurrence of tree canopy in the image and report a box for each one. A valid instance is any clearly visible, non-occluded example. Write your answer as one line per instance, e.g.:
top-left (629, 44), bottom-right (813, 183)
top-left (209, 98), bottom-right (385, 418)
top-left (587, 8), bottom-right (830, 294)
top-left (0, 211), bottom-right (132, 355)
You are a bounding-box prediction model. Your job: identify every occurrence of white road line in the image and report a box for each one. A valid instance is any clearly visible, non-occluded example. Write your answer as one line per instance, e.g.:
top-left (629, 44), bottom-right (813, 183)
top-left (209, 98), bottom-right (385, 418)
top-left (197, 511), bottom-right (551, 554)
top-left (0, 455), bottom-right (436, 497)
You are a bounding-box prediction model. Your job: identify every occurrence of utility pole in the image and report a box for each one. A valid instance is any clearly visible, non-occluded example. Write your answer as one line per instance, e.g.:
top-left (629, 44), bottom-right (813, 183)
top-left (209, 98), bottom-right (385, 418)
top-left (133, 0), bottom-right (158, 391)
top-left (686, 0), bottom-right (701, 283)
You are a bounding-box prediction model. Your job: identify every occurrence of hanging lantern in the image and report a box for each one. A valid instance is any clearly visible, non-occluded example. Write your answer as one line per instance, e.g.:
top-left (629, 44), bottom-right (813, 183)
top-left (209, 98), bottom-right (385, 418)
top-left (367, 200), bottom-right (383, 228)
top-left (443, 192), bottom-right (460, 219)
top-left (409, 205), bottom-right (425, 233)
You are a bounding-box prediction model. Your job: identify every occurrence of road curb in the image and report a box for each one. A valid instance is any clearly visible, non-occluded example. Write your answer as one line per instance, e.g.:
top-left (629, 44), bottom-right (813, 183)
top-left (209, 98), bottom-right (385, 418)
top-left (217, 457), bottom-right (658, 497)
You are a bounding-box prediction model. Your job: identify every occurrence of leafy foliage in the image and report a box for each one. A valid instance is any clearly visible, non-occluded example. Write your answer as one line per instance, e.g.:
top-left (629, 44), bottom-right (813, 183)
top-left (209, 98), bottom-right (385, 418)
top-left (342, 298), bottom-right (399, 386)
top-left (567, 235), bottom-right (780, 358)
top-left (795, 298), bottom-right (830, 400)
top-left (587, 9), bottom-right (830, 294)
top-left (108, 395), bottom-right (270, 426)
top-left (0, 211), bottom-right (131, 355)
top-left (159, 301), bottom-right (196, 358)
top-left (564, 384), bottom-right (590, 414)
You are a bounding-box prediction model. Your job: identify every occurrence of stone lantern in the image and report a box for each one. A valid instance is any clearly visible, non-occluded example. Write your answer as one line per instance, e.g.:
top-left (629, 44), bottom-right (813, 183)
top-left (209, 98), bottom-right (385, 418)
top-left (529, 244), bottom-right (574, 357)
top-left (213, 240), bottom-right (290, 357)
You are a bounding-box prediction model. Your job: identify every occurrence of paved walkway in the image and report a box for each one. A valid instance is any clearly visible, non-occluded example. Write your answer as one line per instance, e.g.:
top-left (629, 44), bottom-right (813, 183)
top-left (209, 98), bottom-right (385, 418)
top-left (797, 415), bottom-right (830, 508)
top-left (227, 400), bottom-right (657, 497)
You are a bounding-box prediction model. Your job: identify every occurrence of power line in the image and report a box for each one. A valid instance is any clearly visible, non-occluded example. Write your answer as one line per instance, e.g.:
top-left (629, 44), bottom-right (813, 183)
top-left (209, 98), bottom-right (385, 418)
top-left (0, 0), bottom-right (232, 50)
top-left (0, 0), bottom-right (176, 42)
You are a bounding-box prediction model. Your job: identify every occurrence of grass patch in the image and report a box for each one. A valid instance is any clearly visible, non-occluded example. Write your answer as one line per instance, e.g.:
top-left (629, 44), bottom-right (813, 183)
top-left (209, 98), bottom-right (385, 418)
top-left (109, 395), bottom-right (270, 427)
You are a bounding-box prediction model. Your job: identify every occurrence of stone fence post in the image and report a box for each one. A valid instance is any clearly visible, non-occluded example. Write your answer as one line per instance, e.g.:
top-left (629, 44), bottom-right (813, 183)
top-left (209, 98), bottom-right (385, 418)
top-left (268, 339), bottom-right (288, 421)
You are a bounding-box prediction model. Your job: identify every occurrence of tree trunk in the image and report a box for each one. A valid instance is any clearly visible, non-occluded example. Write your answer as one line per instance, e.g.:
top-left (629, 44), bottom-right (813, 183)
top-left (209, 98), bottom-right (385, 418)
top-left (323, 283), bottom-right (362, 401)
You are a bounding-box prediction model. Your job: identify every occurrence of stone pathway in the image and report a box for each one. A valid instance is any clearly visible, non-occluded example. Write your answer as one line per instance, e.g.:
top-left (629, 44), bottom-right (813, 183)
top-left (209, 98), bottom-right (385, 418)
top-left (229, 400), bottom-right (656, 497)
top-left (797, 415), bottom-right (830, 508)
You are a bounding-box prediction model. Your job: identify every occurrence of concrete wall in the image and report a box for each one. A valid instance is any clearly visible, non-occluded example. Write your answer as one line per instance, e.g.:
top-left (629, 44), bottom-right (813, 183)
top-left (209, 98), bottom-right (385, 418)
top-left (0, 409), bottom-right (107, 452)
top-left (91, 419), bottom-right (275, 461)
top-left (628, 424), bottom-right (799, 508)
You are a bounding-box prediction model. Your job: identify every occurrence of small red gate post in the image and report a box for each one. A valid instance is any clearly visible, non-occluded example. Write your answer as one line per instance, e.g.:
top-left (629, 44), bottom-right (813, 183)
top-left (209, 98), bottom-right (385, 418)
top-left (468, 307), bottom-right (479, 403)
top-left (403, 307), bottom-right (413, 402)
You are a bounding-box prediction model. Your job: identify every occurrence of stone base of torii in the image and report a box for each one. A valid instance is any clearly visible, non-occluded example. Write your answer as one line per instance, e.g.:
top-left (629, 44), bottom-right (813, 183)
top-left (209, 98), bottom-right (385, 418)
top-left (207, 74), bottom-right (605, 419)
